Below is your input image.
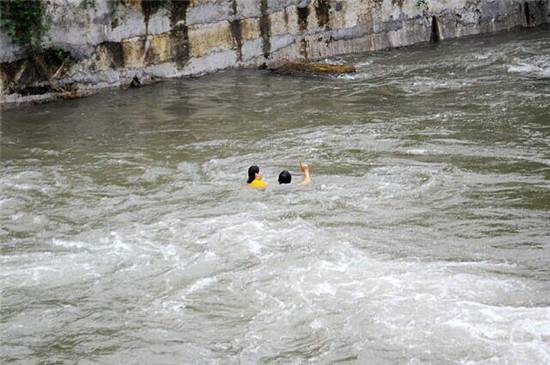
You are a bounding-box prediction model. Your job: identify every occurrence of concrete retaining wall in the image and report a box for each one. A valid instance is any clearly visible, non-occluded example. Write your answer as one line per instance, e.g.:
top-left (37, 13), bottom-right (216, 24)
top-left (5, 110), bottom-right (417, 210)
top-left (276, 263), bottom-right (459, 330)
top-left (1, 0), bottom-right (549, 107)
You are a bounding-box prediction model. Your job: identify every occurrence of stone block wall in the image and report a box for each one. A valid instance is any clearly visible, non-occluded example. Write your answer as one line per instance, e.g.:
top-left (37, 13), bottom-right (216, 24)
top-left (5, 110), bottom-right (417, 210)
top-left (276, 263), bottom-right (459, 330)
top-left (1, 0), bottom-right (548, 106)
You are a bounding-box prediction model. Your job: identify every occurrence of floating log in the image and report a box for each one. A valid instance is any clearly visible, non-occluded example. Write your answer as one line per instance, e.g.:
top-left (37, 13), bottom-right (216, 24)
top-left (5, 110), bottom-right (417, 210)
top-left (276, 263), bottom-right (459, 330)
top-left (268, 61), bottom-right (356, 76)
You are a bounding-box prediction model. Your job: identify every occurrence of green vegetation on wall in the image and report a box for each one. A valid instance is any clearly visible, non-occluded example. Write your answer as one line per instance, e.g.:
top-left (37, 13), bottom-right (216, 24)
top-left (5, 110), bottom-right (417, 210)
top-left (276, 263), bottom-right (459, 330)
top-left (0, 0), bottom-right (50, 49)
top-left (0, 0), bottom-right (76, 94)
top-left (416, 0), bottom-right (428, 7)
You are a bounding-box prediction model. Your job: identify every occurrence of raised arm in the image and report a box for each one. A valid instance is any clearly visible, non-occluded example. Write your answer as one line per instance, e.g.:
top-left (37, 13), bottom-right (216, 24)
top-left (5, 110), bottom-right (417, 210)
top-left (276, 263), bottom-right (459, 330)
top-left (298, 162), bottom-right (311, 186)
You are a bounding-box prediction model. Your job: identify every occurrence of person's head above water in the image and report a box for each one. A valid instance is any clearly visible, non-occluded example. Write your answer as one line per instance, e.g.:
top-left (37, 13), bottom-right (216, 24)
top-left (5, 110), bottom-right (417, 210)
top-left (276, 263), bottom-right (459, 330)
top-left (247, 165), bottom-right (268, 189)
top-left (247, 165), bottom-right (262, 184)
top-left (278, 170), bottom-right (292, 184)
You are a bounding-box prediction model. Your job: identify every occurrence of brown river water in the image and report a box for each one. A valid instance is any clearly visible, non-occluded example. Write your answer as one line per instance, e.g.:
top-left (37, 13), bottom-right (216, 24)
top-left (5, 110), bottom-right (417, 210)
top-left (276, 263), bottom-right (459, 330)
top-left (1, 26), bottom-right (549, 364)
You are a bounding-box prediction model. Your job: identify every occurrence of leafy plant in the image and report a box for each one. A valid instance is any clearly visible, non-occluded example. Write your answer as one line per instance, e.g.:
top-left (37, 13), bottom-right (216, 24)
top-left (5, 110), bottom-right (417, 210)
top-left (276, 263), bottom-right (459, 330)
top-left (416, 0), bottom-right (428, 7)
top-left (80, 0), bottom-right (96, 10)
top-left (0, 0), bottom-right (71, 93)
top-left (0, 0), bottom-right (50, 49)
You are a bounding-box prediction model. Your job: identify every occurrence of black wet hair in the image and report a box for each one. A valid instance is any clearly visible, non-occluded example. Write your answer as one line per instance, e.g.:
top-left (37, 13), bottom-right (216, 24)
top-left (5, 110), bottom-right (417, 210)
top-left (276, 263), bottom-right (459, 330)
top-left (247, 165), bottom-right (259, 184)
top-left (278, 170), bottom-right (292, 184)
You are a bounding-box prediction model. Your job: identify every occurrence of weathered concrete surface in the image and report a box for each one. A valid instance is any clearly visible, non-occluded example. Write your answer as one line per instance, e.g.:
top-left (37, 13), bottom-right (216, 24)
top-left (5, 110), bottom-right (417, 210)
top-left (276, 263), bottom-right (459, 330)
top-left (1, 0), bottom-right (549, 107)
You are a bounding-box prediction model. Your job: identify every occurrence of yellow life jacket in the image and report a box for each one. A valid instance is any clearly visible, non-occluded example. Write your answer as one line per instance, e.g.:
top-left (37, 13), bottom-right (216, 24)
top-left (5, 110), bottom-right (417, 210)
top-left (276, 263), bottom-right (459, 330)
top-left (248, 179), bottom-right (268, 189)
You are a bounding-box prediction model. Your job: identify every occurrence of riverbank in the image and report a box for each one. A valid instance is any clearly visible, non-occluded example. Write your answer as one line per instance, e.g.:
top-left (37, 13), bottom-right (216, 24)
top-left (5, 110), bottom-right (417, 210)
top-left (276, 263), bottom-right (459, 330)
top-left (1, 0), bottom-right (549, 109)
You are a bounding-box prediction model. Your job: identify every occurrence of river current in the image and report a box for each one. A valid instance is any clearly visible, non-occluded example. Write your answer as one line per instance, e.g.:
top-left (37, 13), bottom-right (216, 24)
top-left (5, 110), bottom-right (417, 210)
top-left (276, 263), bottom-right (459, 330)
top-left (2, 26), bottom-right (549, 364)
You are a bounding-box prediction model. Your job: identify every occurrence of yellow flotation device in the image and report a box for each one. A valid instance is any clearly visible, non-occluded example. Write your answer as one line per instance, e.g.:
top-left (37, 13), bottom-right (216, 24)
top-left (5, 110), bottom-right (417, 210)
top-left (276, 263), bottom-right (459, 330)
top-left (248, 179), bottom-right (268, 189)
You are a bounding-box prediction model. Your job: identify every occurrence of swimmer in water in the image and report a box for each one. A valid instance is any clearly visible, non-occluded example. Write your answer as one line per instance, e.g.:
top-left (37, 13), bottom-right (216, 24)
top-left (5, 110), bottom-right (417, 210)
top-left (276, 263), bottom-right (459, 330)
top-left (279, 162), bottom-right (311, 186)
top-left (247, 165), bottom-right (268, 189)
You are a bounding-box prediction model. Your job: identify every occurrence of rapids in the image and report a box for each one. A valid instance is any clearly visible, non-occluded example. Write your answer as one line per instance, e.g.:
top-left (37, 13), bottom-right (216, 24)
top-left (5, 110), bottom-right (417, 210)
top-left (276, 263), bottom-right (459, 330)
top-left (2, 26), bottom-right (549, 364)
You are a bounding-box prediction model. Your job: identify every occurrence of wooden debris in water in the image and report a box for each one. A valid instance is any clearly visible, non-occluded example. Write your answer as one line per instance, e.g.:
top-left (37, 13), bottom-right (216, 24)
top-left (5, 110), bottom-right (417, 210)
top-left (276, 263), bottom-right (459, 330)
top-left (268, 61), bottom-right (356, 76)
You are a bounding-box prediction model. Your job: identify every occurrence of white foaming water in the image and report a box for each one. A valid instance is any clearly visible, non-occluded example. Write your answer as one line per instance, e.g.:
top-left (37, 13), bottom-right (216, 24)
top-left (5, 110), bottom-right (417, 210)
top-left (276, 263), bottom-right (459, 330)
top-left (176, 161), bottom-right (200, 175)
top-left (29, 148), bottom-right (60, 157)
top-left (405, 148), bottom-right (429, 155)
top-left (355, 60), bottom-right (374, 68)
top-left (507, 56), bottom-right (550, 78)
top-left (337, 73), bottom-right (359, 80)
top-left (51, 238), bottom-right (90, 249)
top-left (186, 277), bottom-right (217, 294)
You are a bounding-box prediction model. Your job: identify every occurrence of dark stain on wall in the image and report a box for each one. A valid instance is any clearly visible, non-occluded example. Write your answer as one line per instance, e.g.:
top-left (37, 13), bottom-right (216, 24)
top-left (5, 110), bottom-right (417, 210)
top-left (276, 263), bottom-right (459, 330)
top-left (300, 38), bottom-right (309, 60)
top-left (142, 0), bottom-right (166, 34)
top-left (0, 48), bottom-right (75, 95)
top-left (230, 20), bottom-right (243, 61)
top-left (97, 41), bottom-right (125, 68)
top-left (297, 5), bottom-right (310, 60)
top-left (260, 0), bottom-right (271, 59)
top-left (297, 5), bottom-right (309, 32)
top-left (283, 7), bottom-right (289, 28)
top-left (144, 42), bottom-right (157, 65)
top-left (111, 17), bottom-right (120, 29)
top-left (430, 16), bottom-right (441, 42)
top-left (521, 1), bottom-right (548, 27)
top-left (230, 0), bottom-right (242, 61)
top-left (169, 0), bottom-right (190, 68)
top-left (314, 0), bottom-right (331, 28)
top-left (524, 2), bottom-right (532, 25)
top-left (0, 59), bottom-right (38, 95)
top-left (392, 0), bottom-right (405, 7)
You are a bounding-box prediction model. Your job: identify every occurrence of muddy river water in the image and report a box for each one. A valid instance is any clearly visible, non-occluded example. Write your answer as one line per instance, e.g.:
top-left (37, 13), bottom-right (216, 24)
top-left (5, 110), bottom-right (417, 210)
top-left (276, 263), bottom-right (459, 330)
top-left (2, 26), bottom-right (549, 364)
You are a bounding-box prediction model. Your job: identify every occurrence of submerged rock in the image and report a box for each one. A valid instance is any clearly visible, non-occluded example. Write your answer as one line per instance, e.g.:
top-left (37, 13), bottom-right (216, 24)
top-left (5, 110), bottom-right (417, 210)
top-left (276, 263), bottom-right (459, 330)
top-left (268, 62), bottom-right (356, 76)
top-left (129, 76), bottom-right (141, 88)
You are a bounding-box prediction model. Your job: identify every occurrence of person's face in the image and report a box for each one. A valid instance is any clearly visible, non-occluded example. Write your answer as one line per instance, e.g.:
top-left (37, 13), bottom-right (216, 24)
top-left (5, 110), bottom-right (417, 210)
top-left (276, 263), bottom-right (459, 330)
top-left (256, 169), bottom-right (264, 180)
